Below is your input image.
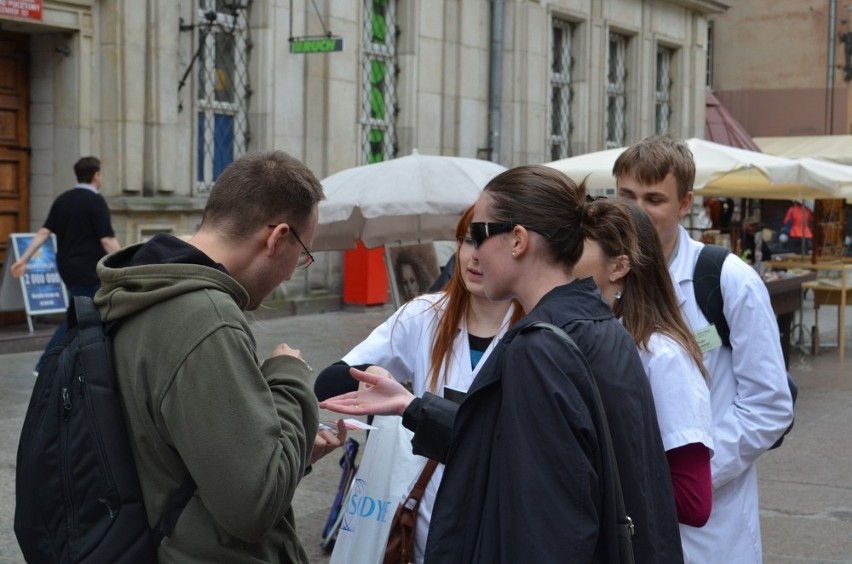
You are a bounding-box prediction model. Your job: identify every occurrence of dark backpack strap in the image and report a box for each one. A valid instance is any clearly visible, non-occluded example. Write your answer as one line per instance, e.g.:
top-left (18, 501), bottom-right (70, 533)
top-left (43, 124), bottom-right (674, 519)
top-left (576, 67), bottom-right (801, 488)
top-left (693, 247), bottom-right (797, 449)
top-left (693, 245), bottom-right (731, 347)
top-left (71, 295), bottom-right (101, 333)
top-left (71, 295), bottom-right (125, 337)
top-left (151, 476), bottom-right (198, 545)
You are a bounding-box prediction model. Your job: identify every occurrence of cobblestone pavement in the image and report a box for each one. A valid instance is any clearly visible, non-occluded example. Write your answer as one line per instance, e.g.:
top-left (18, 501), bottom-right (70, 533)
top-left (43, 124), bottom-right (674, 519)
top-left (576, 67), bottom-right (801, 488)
top-left (1, 297), bottom-right (851, 563)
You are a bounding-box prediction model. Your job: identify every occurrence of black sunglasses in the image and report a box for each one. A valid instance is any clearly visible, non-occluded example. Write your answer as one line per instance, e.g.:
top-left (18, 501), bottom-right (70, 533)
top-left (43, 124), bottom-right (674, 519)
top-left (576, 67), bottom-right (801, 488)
top-left (468, 222), bottom-right (550, 249)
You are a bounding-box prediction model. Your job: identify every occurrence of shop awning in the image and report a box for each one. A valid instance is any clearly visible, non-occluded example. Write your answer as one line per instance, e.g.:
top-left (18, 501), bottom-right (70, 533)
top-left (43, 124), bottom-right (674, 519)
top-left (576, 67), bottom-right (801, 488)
top-left (705, 91), bottom-right (762, 151)
top-left (754, 135), bottom-right (852, 165)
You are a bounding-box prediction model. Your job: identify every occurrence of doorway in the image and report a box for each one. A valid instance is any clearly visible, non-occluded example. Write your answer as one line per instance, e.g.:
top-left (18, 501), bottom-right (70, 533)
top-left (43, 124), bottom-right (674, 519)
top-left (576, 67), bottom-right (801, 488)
top-left (0, 32), bottom-right (30, 324)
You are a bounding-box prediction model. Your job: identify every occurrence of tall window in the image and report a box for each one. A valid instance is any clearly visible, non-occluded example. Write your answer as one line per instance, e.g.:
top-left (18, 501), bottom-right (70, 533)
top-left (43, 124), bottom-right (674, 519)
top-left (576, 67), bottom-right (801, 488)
top-left (706, 21), bottom-right (714, 88)
top-left (549, 19), bottom-right (575, 161)
top-left (196, 0), bottom-right (249, 192)
top-left (361, 0), bottom-right (397, 164)
top-left (655, 46), bottom-right (673, 135)
top-left (605, 33), bottom-right (627, 149)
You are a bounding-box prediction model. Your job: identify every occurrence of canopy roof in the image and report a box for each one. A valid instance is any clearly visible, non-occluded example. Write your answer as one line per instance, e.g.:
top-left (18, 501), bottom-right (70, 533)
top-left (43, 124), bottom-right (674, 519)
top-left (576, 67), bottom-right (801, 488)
top-left (705, 91), bottom-right (761, 152)
top-left (544, 138), bottom-right (851, 200)
top-left (754, 135), bottom-right (852, 165)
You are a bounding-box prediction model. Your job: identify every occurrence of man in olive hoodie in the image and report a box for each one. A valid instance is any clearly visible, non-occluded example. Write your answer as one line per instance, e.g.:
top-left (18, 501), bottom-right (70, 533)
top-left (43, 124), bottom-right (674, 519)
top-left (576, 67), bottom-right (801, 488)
top-left (95, 151), bottom-right (342, 563)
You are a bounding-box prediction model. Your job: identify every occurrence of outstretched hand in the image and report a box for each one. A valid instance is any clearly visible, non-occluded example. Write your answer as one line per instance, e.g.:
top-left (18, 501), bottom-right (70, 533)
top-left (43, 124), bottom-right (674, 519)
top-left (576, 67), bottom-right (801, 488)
top-left (319, 365), bottom-right (416, 417)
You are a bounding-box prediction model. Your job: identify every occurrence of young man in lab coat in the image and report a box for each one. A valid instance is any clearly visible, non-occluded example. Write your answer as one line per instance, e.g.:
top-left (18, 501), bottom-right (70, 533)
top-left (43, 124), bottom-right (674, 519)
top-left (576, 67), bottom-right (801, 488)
top-left (614, 135), bottom-right (794, 564)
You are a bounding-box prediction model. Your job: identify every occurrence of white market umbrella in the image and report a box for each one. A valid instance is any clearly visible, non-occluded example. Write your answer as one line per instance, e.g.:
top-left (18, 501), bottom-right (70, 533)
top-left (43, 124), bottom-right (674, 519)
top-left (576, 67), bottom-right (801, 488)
top-left (544, 138), bottom-right (839, 200)
top-left (314, 150), bottom-right (506, 250)
top-left (543, 146), bottom-right (626, 194)
top-left (794, 157), bottom-right (852, 200)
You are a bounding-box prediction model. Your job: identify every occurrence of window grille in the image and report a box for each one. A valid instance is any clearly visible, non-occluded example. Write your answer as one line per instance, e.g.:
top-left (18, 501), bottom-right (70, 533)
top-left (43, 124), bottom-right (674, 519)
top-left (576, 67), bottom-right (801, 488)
top-left (196, 0), bottom-right (250, 193)
top-left (549, 19), bottom-right (575, 161)
top-left (361, 0), bottom-right (398, 164)
top-left (655, 46), bottom-right (673, 136)
top-left (605, 33), bottom-right (627, 149)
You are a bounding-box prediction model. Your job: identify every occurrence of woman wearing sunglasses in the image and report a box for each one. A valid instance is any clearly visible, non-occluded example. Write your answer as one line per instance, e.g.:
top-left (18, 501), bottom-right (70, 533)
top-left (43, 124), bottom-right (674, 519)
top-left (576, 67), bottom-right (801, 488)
top-left (314, 206), bottom-right (524, 563)
top-left (321, 165), bottom-right (683, 563)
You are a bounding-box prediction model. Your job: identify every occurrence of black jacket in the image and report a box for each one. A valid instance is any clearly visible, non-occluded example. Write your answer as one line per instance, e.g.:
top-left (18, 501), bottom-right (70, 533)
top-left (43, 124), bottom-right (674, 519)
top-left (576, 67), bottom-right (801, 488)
top-left (403, 279), bottom-right (683, 563)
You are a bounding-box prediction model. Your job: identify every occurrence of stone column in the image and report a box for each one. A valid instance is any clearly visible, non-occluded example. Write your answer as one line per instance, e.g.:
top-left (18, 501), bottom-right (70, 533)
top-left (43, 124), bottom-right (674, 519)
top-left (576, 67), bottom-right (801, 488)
top-left (144, 0), bottom-right (182, 195)
top-left (98, 0), bottom-right (147, 195)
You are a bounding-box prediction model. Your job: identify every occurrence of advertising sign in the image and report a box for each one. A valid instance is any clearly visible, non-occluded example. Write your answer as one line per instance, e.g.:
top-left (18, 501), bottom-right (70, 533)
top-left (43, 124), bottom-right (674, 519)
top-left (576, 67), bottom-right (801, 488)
top-left (6, 233), bottom-right (67, 315)
top-left (0, 0), bottom-right (43, 21)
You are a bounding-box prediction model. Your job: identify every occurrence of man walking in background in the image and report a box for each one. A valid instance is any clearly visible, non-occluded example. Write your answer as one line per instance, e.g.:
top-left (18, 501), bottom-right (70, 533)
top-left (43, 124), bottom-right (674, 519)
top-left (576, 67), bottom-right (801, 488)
top-left (11, 156), bottom-right (120, 374)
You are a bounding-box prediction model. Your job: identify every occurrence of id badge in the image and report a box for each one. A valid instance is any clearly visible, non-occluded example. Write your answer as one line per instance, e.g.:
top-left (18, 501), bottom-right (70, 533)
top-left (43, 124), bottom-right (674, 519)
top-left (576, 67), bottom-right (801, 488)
top-left (695, 324), bottom-right (723, 354)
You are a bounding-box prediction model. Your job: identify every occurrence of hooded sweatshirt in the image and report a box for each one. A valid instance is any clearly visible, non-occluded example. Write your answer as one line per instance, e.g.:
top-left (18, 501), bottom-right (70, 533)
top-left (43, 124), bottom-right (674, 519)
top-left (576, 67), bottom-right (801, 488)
top-left (95, 234), bottom-right (317, 563)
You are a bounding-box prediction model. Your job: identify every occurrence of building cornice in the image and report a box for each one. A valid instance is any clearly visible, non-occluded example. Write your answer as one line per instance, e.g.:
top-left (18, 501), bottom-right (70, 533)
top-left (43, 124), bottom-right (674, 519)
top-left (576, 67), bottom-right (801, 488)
top-left (666, 0), bottom-right (730, 15)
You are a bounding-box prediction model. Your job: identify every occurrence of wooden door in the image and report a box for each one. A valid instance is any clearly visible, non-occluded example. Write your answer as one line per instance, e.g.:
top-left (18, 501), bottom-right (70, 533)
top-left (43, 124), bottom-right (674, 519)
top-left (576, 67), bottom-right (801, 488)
top-left (0, 32), bottom-right (30, 323)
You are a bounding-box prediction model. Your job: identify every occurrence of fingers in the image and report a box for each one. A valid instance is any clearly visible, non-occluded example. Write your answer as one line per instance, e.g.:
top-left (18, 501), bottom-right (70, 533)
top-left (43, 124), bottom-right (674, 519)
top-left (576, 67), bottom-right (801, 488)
top-left (363, 365), bottom-right (394, 379)
top-left (310, 419), bottom-right (351, 464)
top-left (349, 366), bottom-right (386, 385)
top-left (311, 434), bottom-right (340, 465)
top-left (318, 397), bottom-right (363, 415)
top-left (271, 343), bottom-right (302, 358)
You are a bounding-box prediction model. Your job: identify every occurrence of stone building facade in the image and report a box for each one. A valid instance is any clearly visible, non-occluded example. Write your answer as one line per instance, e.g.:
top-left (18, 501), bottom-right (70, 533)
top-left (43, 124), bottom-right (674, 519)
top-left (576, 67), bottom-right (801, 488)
top-left (0, 0), bottom-right (723, 314)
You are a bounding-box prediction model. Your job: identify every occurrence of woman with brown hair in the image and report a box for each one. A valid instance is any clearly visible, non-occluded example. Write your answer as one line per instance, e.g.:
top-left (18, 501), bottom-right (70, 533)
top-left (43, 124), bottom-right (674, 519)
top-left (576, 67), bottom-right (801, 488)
top-left (575, 198), bottom-right (714, 557)
top-left (314, 206), bottom-right (524, 563)
top-left (320, 165), bottom-right (683, 563)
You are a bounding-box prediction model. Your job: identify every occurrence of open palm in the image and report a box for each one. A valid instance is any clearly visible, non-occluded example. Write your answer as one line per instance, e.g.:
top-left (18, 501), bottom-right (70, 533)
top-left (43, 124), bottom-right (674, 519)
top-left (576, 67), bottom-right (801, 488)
top-left (319, 365), bottom-right (415, 417)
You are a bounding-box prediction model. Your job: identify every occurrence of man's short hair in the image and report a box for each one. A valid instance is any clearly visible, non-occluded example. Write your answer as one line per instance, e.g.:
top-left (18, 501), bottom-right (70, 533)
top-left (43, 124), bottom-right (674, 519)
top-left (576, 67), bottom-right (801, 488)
top-left (74, 157), bottom-right (101, 184)
top-left (613, 136), bottom-right (696, 200)
top-left (202, 151), bottom-right (325, 241)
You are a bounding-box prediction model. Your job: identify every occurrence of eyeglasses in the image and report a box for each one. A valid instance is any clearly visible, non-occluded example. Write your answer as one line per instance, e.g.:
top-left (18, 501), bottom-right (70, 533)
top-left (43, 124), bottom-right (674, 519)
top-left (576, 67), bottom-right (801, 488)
top-left (468, 222), bottom-right (549, 249)
top-left (268, 224), bottom-right (315, 270)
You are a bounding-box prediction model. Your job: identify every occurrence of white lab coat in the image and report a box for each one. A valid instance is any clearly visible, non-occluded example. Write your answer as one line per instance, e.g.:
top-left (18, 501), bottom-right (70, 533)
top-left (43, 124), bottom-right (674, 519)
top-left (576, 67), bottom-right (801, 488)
top-left (638, 333), bottom-right (714, 454)
top-left (638, 332), bottom-right (714, 561)
top-left (671, 226), bottom-right (794, 564)
top-left (343, 292), bottom-right (516, 564)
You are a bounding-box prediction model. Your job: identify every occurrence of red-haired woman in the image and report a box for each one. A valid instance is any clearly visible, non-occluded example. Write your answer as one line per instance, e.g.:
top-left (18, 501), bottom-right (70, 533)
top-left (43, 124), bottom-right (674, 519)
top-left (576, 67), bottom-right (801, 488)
top-left (314, 206), bottom-right (523, 563)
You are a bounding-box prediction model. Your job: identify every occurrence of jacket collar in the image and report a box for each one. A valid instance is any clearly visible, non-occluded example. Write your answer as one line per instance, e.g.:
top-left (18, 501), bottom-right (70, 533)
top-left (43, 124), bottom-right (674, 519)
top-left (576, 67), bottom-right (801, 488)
top-left (463, 278), bottom-right (613, 396)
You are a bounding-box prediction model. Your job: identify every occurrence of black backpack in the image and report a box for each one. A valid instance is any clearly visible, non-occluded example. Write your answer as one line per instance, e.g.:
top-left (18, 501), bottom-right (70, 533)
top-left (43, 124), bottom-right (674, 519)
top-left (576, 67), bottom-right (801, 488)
top-left (693, 245), bottom-right (797, 450)
top-left (14, 296), bottom-right (196, 563)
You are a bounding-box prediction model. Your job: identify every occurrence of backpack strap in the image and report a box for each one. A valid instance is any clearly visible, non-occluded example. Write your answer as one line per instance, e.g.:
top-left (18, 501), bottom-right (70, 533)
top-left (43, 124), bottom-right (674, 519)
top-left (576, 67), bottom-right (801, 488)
top-left (151, 476), bottom-right (198, 545)
top-left (692, 247), bottom-right (797, 449)
top-left (693, 245), bottom-right (731, 348)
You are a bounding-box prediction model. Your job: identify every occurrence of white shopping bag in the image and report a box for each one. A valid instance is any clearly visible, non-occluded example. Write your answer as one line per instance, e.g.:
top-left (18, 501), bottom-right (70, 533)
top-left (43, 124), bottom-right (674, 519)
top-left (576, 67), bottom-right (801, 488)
top-left (330, 415), bottom-right (427, 564)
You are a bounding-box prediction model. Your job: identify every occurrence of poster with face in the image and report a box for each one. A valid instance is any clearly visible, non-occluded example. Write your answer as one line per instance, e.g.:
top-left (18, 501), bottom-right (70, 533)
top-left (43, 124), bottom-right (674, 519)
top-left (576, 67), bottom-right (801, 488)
top-left (385, 243), bottom-right (440, 306)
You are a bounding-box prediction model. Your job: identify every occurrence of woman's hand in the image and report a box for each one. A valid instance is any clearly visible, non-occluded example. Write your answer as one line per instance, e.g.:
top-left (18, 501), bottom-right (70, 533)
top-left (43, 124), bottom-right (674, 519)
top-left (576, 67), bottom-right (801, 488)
top-left (319, 365), bottom-right (416, 417)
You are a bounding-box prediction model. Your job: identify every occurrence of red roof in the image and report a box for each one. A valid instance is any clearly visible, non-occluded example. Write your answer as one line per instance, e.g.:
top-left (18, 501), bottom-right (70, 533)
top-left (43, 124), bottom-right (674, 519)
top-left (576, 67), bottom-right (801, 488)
top-left (705, 90), bottom-right (761, 152)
